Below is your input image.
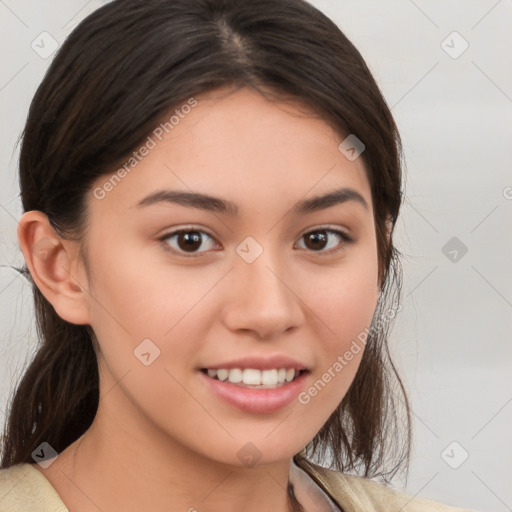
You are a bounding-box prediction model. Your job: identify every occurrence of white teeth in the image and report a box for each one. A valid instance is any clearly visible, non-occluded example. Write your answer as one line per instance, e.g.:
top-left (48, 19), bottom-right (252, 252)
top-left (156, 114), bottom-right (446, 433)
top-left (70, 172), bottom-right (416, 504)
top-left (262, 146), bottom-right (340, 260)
top-left (204, 367), bottom-right (304, 387)
top-left (261, 369), bottom-right (278, 386)
top-left (242, 369), bottom-right (261, 385)
top-left (216, 369), bottom-right (229, 382)
top-left (228, 368), bottom-right (243, 383)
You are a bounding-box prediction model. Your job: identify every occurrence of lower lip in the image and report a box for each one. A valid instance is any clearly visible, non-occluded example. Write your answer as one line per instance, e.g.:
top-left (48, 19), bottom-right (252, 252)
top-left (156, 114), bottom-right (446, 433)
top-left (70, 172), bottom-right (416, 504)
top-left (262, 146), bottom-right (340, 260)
top-left (198, 370), bottom-right (309, 414)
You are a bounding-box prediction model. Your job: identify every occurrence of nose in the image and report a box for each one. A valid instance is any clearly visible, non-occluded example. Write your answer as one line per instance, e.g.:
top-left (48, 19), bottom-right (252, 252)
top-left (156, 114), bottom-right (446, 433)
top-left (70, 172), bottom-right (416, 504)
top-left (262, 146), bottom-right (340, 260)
top-left (220, 247), bottom-right (305, 340)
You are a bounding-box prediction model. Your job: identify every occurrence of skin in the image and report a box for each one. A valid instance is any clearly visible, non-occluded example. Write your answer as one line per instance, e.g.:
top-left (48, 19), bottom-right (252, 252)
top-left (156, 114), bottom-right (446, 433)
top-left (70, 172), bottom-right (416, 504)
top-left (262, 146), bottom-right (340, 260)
top-left (18, 86), bottom-right (382, 512)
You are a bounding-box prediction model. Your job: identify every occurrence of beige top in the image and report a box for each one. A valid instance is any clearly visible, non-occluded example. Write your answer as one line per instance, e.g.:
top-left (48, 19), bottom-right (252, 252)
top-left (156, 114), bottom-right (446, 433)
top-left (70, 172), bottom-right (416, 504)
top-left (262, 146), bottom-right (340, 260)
top-left (0, 458), bottom-right (476, 511)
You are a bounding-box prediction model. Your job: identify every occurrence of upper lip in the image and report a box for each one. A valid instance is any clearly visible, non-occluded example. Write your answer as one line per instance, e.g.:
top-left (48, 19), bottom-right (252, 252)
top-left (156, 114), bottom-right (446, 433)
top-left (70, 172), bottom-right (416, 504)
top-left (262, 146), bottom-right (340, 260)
top-left (200, 355), bottom-right (309, 371)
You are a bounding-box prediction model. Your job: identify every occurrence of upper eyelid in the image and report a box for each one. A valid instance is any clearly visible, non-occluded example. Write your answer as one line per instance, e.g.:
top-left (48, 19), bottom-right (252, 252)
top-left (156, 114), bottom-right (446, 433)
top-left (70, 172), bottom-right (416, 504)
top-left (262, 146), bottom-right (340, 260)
top-left (161, 226), bottom-right (217, 241)
top-left (161, 224), bottom-right (350, 239)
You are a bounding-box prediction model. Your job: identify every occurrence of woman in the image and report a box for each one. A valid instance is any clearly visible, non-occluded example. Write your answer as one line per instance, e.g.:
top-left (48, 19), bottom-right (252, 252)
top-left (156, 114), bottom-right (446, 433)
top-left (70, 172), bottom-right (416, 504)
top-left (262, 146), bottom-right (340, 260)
top-left (0, 0), bottom-right (473, 510)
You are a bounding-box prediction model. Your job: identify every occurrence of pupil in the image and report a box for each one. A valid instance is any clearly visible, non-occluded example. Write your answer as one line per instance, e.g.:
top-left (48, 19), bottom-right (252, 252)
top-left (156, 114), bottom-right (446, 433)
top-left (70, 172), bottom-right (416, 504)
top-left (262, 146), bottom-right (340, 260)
top-left (178, 231), bottom-right (202, 251)
top-left (306, 231), bottom-right (327, 250)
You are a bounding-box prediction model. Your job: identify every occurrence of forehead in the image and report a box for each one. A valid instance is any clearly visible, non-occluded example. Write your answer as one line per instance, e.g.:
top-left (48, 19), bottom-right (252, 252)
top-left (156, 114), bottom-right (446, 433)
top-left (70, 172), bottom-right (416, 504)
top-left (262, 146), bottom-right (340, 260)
top-left (89, 86), bottom-right (372, 215)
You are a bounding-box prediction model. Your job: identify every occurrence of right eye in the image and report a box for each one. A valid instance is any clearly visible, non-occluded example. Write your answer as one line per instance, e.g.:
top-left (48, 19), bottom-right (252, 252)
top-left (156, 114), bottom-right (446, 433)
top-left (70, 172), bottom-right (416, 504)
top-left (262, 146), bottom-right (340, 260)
top-left (159, 228), bottom-right (219, 257)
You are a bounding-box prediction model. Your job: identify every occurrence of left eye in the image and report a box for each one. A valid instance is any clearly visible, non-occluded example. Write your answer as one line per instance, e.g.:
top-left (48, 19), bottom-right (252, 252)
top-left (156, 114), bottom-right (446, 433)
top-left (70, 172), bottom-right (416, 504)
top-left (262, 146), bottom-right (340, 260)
top-left (295, 229), bottom-right (352, 253)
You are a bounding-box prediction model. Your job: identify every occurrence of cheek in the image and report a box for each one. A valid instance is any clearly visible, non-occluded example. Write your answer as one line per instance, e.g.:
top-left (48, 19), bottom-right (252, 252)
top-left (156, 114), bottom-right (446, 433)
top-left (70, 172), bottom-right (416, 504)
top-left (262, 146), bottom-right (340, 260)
top-left (307, 251), bottom-right (379, 347)
top-left (86, 233), bottom-right (180, 332)
top-left (85, 238), bottom-right (222, 373)
top-left (83, 242), bottom-right (217, 432)
top-left (296, 257), bottom-right (379, 418)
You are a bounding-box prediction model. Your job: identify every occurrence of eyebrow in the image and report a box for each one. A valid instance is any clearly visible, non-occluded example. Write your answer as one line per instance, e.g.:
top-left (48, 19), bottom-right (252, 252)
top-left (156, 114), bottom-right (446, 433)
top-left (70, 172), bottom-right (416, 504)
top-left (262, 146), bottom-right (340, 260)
top-left (135, 187), bottom-right (368, 215)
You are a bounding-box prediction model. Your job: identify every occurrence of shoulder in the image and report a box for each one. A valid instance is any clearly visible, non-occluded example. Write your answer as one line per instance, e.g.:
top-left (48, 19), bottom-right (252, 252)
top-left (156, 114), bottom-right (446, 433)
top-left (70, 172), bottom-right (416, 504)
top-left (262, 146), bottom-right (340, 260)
top-left (0, 463), bottom-right (68, 511)
top-left (298, 458), bottom-right (476, 512)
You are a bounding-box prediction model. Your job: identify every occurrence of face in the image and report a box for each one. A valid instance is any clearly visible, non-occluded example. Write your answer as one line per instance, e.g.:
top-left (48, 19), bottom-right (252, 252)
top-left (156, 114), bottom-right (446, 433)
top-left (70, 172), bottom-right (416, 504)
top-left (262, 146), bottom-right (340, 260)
top-left (81, 86), bottom-right (380, 467)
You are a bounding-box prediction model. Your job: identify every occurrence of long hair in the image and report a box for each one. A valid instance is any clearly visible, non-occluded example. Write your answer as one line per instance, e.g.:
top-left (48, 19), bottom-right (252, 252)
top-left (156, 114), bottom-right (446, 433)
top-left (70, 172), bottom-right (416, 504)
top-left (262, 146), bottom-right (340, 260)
top-left (1, 0), bottom-right (410, 495)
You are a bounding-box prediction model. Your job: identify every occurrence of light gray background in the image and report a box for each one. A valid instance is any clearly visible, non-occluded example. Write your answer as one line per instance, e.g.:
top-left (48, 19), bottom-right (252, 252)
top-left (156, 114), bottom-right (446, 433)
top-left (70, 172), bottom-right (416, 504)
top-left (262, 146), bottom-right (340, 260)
top-left (1, 1), bottom-right (511, 511)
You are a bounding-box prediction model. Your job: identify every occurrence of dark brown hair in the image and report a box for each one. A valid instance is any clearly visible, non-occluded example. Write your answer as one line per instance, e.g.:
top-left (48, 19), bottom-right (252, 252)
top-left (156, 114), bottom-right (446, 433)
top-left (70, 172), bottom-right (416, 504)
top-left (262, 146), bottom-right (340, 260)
top-left (1, 0), bottom-right (411, 502)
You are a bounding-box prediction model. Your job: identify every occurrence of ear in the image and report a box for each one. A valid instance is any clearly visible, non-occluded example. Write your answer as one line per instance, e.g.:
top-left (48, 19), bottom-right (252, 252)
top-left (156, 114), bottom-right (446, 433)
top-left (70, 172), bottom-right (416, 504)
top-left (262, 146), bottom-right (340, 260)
top-left (17, 210), bottom-right (91, 325)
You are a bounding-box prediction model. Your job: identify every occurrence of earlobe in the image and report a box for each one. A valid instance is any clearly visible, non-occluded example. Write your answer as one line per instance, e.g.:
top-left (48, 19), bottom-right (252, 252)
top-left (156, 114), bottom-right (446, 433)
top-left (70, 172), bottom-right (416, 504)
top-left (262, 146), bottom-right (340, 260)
top-left (17, 210), bottom-right (91, 325)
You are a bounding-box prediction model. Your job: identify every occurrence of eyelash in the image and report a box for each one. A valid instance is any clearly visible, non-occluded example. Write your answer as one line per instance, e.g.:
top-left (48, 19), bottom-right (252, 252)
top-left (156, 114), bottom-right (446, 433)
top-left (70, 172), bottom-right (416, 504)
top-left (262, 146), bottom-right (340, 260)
top-left (158, 226), bottom-right (354, 258)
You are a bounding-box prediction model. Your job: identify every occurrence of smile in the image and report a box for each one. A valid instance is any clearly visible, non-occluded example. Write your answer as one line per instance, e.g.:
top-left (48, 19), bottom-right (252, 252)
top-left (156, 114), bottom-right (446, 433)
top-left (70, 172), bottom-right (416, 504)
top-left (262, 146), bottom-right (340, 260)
top-left (200, 368), bottom-right (306, 388)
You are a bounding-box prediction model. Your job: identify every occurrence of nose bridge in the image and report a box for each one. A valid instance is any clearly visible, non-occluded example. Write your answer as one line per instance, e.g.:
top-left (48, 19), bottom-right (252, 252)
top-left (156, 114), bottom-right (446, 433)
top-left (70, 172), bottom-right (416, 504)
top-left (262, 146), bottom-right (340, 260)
top-left (224, 237), bottom-right (304, 337)
top-left (238, 241), bottom-right (288, 306)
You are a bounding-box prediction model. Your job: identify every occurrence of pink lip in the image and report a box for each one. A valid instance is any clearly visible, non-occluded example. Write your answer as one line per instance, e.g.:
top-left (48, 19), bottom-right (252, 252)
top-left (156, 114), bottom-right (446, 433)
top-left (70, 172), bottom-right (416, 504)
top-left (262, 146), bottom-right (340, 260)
top-left (199, 355), bottom-right (309, 371)
top-left (199, 370), bottom-right (309, 414)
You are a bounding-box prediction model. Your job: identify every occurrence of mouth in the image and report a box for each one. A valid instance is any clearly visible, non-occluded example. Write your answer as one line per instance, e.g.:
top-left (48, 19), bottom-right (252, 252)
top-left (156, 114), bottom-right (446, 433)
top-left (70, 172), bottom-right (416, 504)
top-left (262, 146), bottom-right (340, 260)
top-left (200, 368), bottom-right (308, 389)
top-left (198, 367), bottom-right (310, 413)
